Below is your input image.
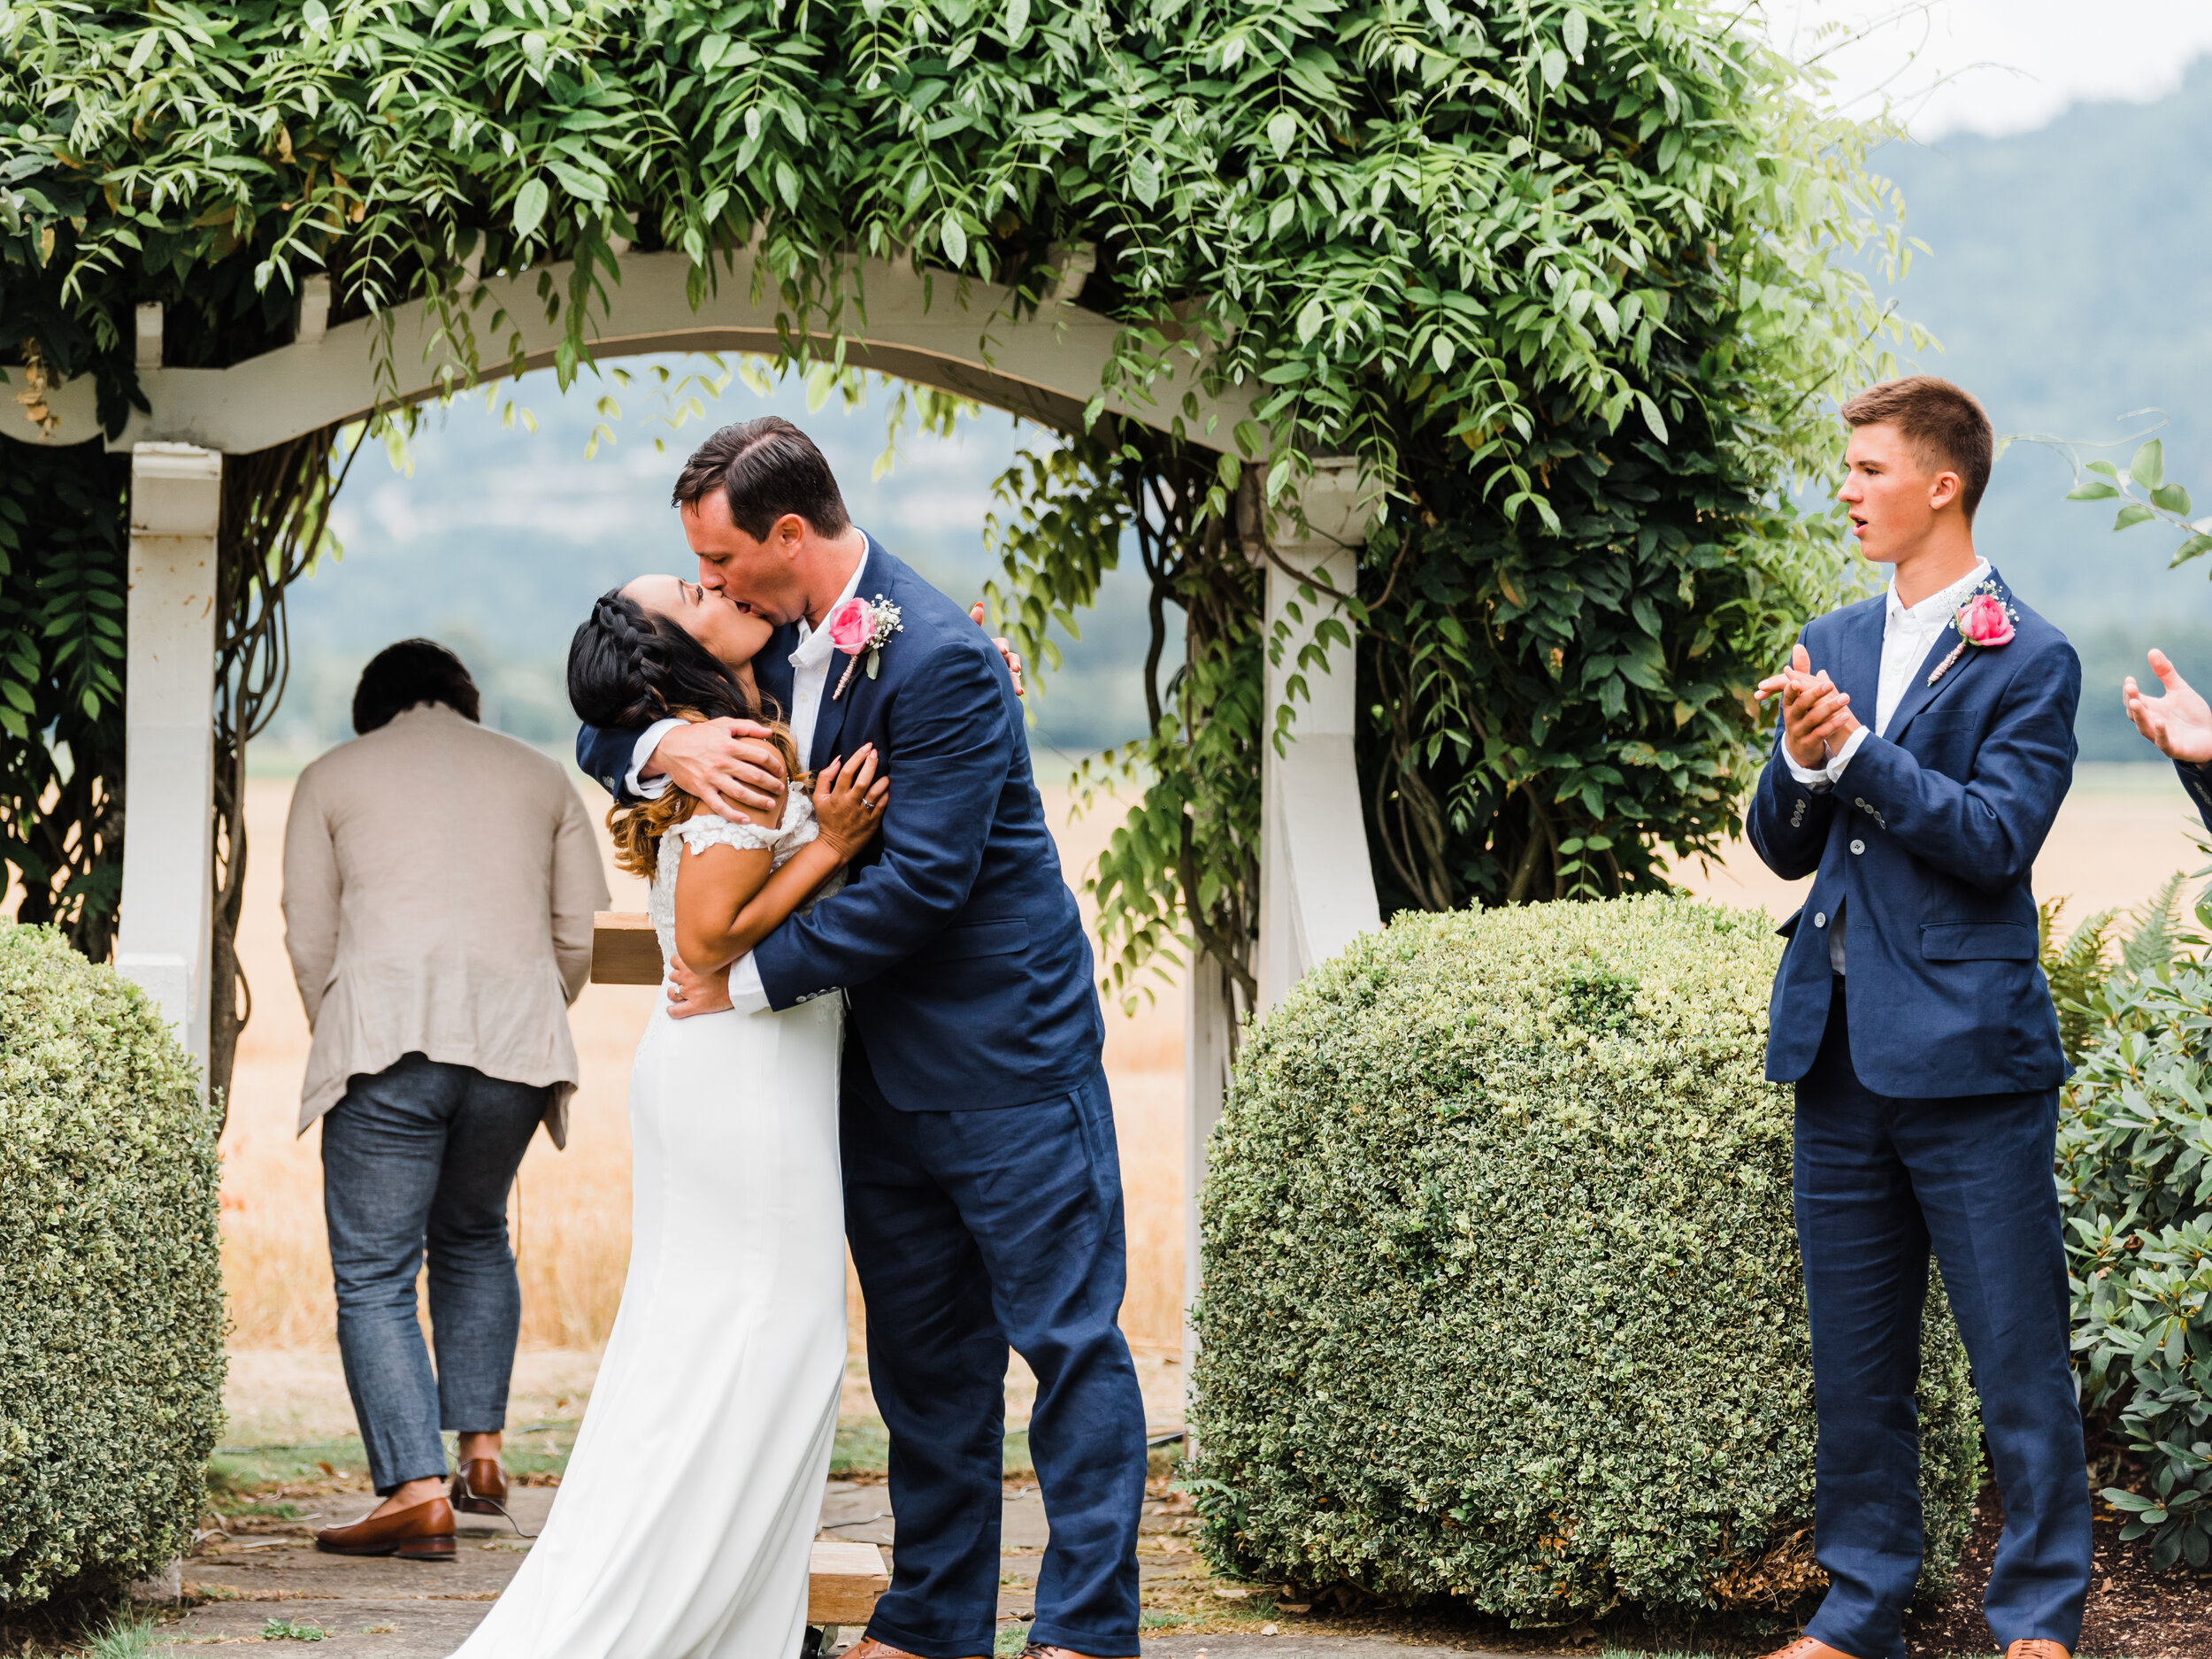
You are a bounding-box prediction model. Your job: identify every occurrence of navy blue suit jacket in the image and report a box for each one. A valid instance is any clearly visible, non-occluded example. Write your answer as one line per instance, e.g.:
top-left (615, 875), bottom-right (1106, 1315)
top-left (577, 535), bottom-right (1103, 1111)
top-left (1745, 568), bottom-right (2078, 1098)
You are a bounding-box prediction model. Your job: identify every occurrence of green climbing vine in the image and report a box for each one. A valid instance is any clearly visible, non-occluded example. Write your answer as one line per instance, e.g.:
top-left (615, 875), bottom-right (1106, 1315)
top-left (3, 0), bottom-right (1910, 1024)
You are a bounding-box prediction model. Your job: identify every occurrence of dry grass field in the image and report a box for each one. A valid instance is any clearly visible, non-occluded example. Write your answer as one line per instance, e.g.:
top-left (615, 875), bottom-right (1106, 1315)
top-left (12, 758), bottom-right (2207, 1442)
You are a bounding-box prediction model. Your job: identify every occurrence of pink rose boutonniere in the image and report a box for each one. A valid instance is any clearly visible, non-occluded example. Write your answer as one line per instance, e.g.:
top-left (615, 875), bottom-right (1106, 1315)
top-left (1926, 582), bottom-right (2018, 687)
top-left (829, 594), bottom-right (904, 700)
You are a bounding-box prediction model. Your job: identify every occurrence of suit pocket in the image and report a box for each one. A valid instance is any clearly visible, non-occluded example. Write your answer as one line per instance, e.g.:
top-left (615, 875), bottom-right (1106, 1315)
top-left (926, 918), bottom-right (1031, 962)
top-left (1921, 921), bottom-right (2038, 962)
top-left (1912, 708), bottom-right (1979, 733)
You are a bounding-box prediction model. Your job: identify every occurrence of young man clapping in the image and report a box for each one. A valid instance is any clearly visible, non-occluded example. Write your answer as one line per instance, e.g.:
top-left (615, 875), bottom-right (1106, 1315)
top-left (1746, 378), bottom-right (2090, 1659)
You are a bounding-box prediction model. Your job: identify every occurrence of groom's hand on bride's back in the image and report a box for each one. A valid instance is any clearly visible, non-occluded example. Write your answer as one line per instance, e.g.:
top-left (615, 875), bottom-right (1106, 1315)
top-left (664, 954), bottom-right (733, 1019)
top-left (646, 718), bottom-right (788, 821)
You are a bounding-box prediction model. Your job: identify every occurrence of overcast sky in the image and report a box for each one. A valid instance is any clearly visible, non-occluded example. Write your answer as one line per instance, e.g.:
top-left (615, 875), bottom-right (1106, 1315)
top-left (1759, 0), bottom-right (2212, 138)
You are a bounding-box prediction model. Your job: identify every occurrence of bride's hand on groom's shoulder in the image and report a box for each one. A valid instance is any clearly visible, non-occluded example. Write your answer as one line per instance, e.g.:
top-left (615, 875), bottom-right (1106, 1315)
top-left (651, 717), bottom-right (789, 820)
top-left (813, 745), bottom-right (890, 857)
top-left (970, 602), bottom-right (1025, 696)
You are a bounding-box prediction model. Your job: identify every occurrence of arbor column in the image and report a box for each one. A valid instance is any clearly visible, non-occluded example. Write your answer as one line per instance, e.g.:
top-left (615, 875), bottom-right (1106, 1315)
top-left (1181, 458), bottom-right (1381, 1412)
top-left (1253, 459), bottom-right (1381, 1012)
top-left (116, 442), bottom-right (222, 1094)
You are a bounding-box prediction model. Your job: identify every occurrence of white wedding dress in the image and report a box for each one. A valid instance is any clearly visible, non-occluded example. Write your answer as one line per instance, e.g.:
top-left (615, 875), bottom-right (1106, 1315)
top-left (453, 795), bottom-right (848, 1659)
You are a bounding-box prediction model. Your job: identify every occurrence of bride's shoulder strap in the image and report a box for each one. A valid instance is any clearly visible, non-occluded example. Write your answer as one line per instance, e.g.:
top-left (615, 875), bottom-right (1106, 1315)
top-left (669, 814), bottom-right (784, 856)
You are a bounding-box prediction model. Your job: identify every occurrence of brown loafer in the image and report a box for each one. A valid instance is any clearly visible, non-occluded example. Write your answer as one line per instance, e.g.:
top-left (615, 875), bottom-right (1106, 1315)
top-left (2004, 1643), bottom-right (2072, 1659)
top-left (450, 1456), bottom-right (508, 1516)
top-left (314, 1494), bottom-right (455, 1560)
top-left (844, 1640), bottom-right (986, 1659)
top-left (1755, 1642), bottom-right (1864, 1659)
top-left (1024, 1647), bottom-right (1140, 1658)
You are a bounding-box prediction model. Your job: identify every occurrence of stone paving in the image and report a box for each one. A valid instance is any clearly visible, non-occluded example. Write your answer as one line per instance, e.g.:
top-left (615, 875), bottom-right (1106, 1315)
top-left (154, 1481), bottom-right (1519, 1657)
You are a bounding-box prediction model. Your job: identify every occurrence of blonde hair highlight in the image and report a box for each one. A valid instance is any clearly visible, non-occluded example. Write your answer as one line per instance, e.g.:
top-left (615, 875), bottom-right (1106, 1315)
top-left (605, 710), bottom-right (810, 880)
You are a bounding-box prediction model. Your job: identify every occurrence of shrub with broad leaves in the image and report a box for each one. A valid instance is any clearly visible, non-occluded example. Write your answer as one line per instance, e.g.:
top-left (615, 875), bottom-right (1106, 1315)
top-left (2055, 909), bottom-right (2212, 1572)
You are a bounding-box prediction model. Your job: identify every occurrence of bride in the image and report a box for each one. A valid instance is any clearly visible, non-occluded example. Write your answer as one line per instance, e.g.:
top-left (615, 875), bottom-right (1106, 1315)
top-left (450, 580), bottom-right (887, 1659)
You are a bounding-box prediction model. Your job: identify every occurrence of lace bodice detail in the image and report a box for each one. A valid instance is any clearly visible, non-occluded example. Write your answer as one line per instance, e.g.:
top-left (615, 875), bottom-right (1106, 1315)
top-left (649, 792), bottom-right (824, 972)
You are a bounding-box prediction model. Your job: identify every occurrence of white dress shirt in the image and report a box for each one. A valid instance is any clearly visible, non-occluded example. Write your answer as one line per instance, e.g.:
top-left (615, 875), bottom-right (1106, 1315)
top-left (1786, 557), bottom-right (1991, 972)
top-left (629, 551), bottom-right (869, 1009)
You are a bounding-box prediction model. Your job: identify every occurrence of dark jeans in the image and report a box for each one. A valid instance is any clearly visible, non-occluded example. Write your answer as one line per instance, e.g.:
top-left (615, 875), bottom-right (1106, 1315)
top-left (1794, 984), bottom-right (2090, 1659)
top-left (843, 1061), bottom-right (1147, 1659)
top-left (320, 1054), bottom-right (549, 1495)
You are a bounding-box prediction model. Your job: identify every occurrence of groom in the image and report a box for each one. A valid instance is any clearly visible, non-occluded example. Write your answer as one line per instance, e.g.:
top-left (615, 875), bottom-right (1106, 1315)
top-left (1745, 378), bottom-right (2090, 1659)
top-left (577, 418), bottom-right (1146, 1659)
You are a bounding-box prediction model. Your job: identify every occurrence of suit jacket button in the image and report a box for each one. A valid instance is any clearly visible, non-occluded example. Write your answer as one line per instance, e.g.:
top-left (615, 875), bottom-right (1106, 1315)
top-left (1849, 839), bottom-right (1865, 855)
top-left (1815, 912), bottom-right (1827, 927)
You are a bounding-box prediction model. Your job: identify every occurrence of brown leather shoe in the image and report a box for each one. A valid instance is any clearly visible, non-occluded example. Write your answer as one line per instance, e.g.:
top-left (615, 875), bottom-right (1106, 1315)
top-left (1754, 1641), bottom-right (1865, 1659)
top-left (2004, 1643), bottom-right (2072, 1659)
top-left (843, 1640), bottom-right (986, 1659)
top-left (1023, 1647), bottom-right (1141, 1659)
top-left (450, 1456), bottom-right (507, 1516)
top-left (313, 1494), bottom-right (455, 1560)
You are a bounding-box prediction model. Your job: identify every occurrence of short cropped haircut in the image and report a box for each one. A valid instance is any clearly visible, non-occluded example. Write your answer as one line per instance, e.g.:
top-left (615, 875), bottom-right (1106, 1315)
top-left (670, 417), bottom-right (853, 540)
top-left (352, 639), bottom-right (481, 734)
top-left (1840, 376), bottom-right (1994, 521)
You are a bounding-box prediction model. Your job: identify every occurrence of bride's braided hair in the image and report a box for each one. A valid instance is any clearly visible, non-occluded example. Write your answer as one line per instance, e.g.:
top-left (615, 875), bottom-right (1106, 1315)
top-left (568, 588), bottom-right (807, 879)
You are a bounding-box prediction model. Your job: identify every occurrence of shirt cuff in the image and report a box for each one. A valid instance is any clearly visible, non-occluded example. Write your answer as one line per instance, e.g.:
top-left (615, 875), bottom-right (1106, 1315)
top-left (1784, 752), bottom-right (1832, 787)
top-left (627, 718), bottom-right (684, 800)
top-left (726, 952), bottom-right (769, 1014)
top-left (1826, 725), bottom-right (1870, 780)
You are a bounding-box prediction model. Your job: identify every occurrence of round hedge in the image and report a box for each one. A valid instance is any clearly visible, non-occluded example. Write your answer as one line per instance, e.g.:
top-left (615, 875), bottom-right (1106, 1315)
top-left (1188, 895), bottom-right (1979, 1624)
top-left (0, 923), bottom-right (225, 1607)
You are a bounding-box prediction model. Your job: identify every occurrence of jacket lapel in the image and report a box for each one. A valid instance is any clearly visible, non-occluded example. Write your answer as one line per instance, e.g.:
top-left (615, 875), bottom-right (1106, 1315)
top-left (1883, 566), bottom-right (2006, 741)
top-left (1828, 596), bottom-right (1884, 714)
top-left (805, 536), bottom-right (889, 773)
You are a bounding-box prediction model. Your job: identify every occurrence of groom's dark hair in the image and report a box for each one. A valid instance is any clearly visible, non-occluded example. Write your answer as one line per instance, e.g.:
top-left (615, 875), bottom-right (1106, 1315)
top-left (672, 417), bottom-right (852, 540)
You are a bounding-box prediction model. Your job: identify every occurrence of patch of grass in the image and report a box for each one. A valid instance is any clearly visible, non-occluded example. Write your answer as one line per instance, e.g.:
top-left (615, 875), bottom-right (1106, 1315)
top-left (219, 1500), bottom-right (302, 1520)
top-left (831, 1414), bottom-right (1034, 1480)
top-left (259, 1617), bottom-right (331, 1640)
top-left (830, 1415), bottom-right (891, 1478)
top-left (84, 1609), bottom-right (158, 1659)
top-left (210, 1438), bottom-right (370, 1496)
top-left (211, 1425), bottom-right (579, 1500)
top-left (991, 1624), bottom-right (1030, 1656)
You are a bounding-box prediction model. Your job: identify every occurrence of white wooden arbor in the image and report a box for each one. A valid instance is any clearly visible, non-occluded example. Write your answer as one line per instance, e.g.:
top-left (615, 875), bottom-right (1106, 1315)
top-left (8, 248), bottom-right (1381, 1371)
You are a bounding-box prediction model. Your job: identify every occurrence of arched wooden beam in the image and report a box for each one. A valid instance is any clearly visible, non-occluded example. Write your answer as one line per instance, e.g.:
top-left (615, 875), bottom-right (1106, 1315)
top-left (7, 250), bottom-right (1252, 454)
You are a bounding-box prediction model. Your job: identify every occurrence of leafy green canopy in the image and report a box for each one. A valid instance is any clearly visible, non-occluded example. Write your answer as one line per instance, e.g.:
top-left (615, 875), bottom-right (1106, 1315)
top-left (0, 0), bottom-right (1904, 971)
top-left (1189, 895), bottom-right (1979, 1618)
top-left (0, 922), bottom-right (225, 1609)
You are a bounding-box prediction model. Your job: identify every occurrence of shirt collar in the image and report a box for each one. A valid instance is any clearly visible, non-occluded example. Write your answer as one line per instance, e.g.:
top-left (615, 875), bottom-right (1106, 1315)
top-left (788, 538), bottom-right (872, 670)
top-left (1886, 557), bottom-right (1991, 633)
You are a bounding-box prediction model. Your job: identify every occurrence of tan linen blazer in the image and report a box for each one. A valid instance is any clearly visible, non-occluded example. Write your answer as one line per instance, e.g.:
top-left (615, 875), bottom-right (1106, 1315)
top-left (281, 703), bottom-right (611, 1144)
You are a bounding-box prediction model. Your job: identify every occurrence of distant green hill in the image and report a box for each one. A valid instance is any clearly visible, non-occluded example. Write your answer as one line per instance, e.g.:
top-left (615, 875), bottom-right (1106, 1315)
top-left (265, 374), bottom-right (1165, 771)
top-left (1873, 59), bottom-right (2212, 759)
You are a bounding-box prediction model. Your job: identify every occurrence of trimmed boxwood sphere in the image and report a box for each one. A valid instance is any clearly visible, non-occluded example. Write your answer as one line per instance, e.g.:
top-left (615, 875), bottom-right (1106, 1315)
top-left (0, 924), bottom-right (225, 1607)
top-left (1188, 895), bottom-right (1979, 1624)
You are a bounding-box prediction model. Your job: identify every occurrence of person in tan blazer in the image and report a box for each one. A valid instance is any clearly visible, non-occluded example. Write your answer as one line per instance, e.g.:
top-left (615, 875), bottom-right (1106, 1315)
top-left (282, 639), bottom-right (609, 1560)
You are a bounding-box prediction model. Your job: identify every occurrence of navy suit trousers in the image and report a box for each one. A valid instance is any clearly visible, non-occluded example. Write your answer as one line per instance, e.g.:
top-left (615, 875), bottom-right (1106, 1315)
top-left (1795, 985), bottom-right (2090, 1659)
top-left (842, 1061), bottom-right (1146, 1658)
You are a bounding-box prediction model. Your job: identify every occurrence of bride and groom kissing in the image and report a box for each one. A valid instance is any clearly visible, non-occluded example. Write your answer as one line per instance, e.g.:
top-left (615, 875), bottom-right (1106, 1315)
top-left (456, 418), bottom-right (1148, 1659)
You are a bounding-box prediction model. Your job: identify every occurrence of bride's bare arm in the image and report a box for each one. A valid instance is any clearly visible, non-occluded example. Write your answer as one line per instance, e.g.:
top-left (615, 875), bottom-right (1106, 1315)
top-left (672, 747), bottom-right (889, 974)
